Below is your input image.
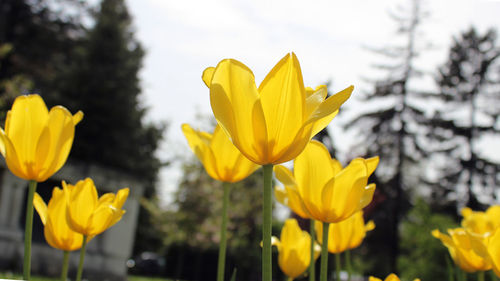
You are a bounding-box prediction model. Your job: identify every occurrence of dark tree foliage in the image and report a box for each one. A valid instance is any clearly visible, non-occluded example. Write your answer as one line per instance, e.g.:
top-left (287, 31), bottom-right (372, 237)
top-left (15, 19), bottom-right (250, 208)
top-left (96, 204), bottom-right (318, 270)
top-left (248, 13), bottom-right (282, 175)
top-left (144, 156), bottom-right (281, 281)
top-left (0, 0), bottom-right (85, 107)
top-left (54, 0), bottom-right (165, 253)
top-left (345, 0), bottom-right (429, 274)
top-left (428, 27), bottom-right (500, 211)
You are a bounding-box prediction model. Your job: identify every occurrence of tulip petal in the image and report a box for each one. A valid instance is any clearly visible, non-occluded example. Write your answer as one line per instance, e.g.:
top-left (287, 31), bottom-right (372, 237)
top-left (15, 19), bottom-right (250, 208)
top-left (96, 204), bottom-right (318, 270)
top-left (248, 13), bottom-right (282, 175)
top-left (202, 67), bottom-right (215, 87)
top-left (274, 165), bottom-right (297, 187)
top-left (365, 156), bottom-right (380, 177)
top-left (33, 193), bottom-right (48, 225)
top-left (6, 95), bottom-right (49, 167)
top-left (359, 183), bottom-right (376, 209)
top-left (285, 185), bottom-right (311, 219)
top-left (36, 106), bottom-right (76, 181)
top-left (182, 124), bottom-right (220, 180)
top-left (210, 59), bottom-right (265, 164)
top-left (258, 53), bottom-right (305, 157)
top-left (488, 230), bottom-right (500, 277)
top-left (295, 141), bottom-right (337, 209)
top-left (305, 85), bottom-right (328, 118)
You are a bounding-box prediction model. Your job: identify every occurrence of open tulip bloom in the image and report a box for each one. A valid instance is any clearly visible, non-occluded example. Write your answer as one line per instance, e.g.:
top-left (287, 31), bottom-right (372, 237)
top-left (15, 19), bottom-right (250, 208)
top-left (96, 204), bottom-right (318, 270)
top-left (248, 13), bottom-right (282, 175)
top-left (460, 206), bottom-right (500, 279)
top-left (274, 140), bottom-right (378, 281)
top-left (182, 123), bottom-right (259, 281)
top-left (271, 219), bottom-right (320, 281)
top-left (204, 53), bottom-right (353, 281)
top-left (0, 94), bottom-right (83, 280)
top-left (63, 178), bottom-right (129, 281)
top-left (432, 228), bottom-right (492, 273)
top-left (33, 187), bottom-right (83, 281)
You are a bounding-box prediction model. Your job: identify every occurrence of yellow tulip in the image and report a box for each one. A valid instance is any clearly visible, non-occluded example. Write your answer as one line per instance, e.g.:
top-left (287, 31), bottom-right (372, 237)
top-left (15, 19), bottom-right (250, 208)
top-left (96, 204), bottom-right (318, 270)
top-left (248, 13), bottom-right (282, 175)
top-left (315, 211), bottom-right (375, 253)
top-left (33, 187), bottom-right (83, 251)
top-left (271, 219), bottom-right (321, 280)
top-left (369, 273), bottom-right (420, 281)
top-left (432, 228), bottom-right (491, 272)
top-left (204, 53), bottom-right (353, 165)
top-left (480, 228), bottom-right (500, 277)
top-left (182, 124), bottom-right (259, 183)
top-left (275, 140), bottom-right (378, 223)
top-left (64, 178), bottom-right (129, 237)
top-left (0, 94), bottom-right (83, 182)
top-left (462, 205), bottom-right (500, 237)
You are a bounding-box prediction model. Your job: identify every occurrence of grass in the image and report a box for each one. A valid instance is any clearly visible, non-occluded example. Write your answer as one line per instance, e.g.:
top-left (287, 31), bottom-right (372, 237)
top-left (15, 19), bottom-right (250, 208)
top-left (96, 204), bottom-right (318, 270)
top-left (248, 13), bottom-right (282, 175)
top-left (0, 272), bottom-right (174, 281)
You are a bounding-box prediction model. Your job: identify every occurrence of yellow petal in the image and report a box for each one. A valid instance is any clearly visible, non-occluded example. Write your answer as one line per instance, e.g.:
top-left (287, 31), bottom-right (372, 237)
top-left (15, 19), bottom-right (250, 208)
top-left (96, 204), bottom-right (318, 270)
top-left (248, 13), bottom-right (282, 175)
top-left (202, 67), bottom-right (215, 87)
top-left (33, 192), bottom-right (48, 225)
top-left (258, 53), bottom-right (305, 157)
top-left (385, 273), bottom-right (401, 281)
top-left (295, 141), bottom-right (337, 220)
top-left (6, 95), bottom-right (49, 167)
top-left (113, 188), bottom-right (129, 209)
top-left (274, 165), bottom-right (297, 187)
top-left (210, 59), bottom-right (266, 164)
top-left (488, 229), bottom-right (500, 277)
top-left (365, 156), bottom-right (380, 177)
top-left (35, 106), bottom-right (77, 181)
top-left (305, 85), bottom-right (353, 135)
top-left (359, 183), bottom-right (376, 209)
top-left (304, 85), bottom-right (328, 118)
top-left (0, 127), bottom-right (6, 157)
top-left (66, 178), bottom-right (98, 235)
top-left (182, 124), bottom-right (220, 180)
top-left (285, 185), bottom-right (311, 219)
top-left (369, 277), bottom-right (382, 281)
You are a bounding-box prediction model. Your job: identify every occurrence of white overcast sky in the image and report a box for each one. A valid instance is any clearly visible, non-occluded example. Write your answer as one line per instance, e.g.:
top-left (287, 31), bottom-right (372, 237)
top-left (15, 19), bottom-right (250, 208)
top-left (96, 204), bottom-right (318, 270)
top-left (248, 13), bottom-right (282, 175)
top-left (123, 0), bottom-right (500, 204)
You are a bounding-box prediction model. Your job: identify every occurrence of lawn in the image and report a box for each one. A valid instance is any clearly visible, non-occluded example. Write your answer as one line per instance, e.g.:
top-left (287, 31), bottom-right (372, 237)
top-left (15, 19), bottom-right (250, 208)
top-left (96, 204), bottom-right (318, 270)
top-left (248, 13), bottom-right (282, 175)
top-left (0, 273), bottom-right (173, 281)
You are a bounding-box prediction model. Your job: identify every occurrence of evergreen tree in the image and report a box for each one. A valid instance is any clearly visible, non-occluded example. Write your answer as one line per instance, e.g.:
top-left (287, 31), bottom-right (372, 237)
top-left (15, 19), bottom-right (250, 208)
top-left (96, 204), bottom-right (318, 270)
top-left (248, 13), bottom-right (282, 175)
top-left (58, 0), bottom-right (165, 253)
top-left (429, 27), bottom-right (500, 210)
top-left (345, 0), bottom-right (429, 273)
top-left (0, 0), bottom-right (85, 106)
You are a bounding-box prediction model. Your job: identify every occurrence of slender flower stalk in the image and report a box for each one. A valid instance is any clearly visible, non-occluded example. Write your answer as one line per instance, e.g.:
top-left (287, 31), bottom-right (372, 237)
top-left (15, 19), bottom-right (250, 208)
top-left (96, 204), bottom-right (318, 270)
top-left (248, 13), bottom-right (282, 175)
top-left (446, 254), bottom-right (454, 281)
top-left (61, 251), bottom-right (69, 281)
top-left (335, 253), bottom-right (341, 281)
top-left (477, 271), bottom-right (484, 281)
top-left (309, 220), bottom-right (316, 281)
top-left (320, 222), bottom-right (330, 281)
top-left (346, 250), bottom-right (353, 281)
top-left (23, 180), bottom-right (37, 280)
top-left (217, 182), bottom-right (231, 281)
top-left (76, 235), bottom-right (88, 281)
top-left (263, 164), bottom-right (273, 281)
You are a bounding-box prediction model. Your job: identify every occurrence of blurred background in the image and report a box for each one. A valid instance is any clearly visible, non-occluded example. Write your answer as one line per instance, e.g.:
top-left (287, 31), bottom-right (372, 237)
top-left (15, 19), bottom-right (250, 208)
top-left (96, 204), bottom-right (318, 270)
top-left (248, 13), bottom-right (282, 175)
top-left (0, 0), bottom-right (499, 280)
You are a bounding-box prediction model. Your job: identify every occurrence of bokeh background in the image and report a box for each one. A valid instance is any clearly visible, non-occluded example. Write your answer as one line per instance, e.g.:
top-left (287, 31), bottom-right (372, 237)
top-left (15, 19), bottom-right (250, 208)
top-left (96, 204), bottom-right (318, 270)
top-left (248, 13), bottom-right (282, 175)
top-left (0, 0), bottom-right (499, 280)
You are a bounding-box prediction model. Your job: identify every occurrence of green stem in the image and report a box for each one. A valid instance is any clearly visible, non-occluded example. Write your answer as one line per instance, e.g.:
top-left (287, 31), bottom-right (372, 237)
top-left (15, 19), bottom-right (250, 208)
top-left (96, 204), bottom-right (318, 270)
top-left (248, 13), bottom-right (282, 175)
top-left (335, 253), bottom-right (341, 281)
top-left (262, 164), bottom-right (273, 281)
top-left (346, 250), bottom-right (352, 281)
top-left (287, 277), bottom-right (293, 281)
top-left (445, 254), bottom-right (454, 281)
top-left (23, 180), bottom-right (37, 280)
top-left (309, 220), bottom-right (316, 281)
top-left (478, 271), bottom-right (485, 281)
top-left (76, 235), bottom-right (88, 281)
top-left (217, 182), bottom-right (231, 281)
top-left (61, 251), bottom-right (69, 281)
top-left (461, 269), bottom-right (467, 281)
top-left (320, 222), bottom-right (330, 281)
top-left (490, 271), bottom-right (498, 281)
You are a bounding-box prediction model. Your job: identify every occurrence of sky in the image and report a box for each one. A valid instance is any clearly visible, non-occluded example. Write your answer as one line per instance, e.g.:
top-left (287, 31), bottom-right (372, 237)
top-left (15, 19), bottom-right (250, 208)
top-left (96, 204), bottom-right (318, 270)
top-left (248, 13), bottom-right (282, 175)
top-left (123, 0), bottom-right (500, 205)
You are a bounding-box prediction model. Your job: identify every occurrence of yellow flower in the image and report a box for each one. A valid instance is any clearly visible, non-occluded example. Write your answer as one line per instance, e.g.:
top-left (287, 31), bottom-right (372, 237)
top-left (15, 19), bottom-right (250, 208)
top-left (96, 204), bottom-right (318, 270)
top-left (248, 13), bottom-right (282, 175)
top-left (182, 124), bottom-right (259, 183)
top-left (204, 53), bottom-right (353, 165)
top-left (315, 211), bottom-right (375, 253)
top-left (274, 140), bottom-right (378, 223)
top-left (271, 219), bottom-right (320, 280)
top-left (64, 178), bottom-right (129, 237)
top-left (432, 228), bottom-right (491, 272)
top-left (369, 273), bottom-right (420, 281)
top-left (481, 228), bottom-right (500, 278)
top-left (0, 94), bottom-right (83, 182)
top-left (460, 206), bottom-right (500, 277)
top-left (461, 205), bottom-right (500, 237)
top-left (33, 187), bottom-right (83, 251)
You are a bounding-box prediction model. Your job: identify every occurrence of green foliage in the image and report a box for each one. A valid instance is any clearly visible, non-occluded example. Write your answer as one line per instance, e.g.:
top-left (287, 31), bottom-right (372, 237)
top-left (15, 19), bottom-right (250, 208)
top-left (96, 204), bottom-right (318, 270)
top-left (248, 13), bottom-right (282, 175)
top-left (398, 198), bottom-right (458, 281)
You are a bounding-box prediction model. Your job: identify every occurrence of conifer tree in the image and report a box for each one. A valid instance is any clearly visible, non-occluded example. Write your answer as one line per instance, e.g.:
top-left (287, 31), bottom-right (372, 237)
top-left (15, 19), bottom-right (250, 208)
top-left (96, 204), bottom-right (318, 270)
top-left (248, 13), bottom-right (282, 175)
top-left (346, 0), bottom-right (429, 273)
top-left (429, 27), bottom-right (500, 210)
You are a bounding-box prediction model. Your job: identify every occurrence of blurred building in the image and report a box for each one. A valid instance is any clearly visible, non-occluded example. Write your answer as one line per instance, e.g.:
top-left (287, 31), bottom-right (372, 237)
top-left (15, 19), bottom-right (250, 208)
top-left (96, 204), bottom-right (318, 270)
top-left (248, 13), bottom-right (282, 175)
top-left (0, 161), bottom-right (144, 281)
